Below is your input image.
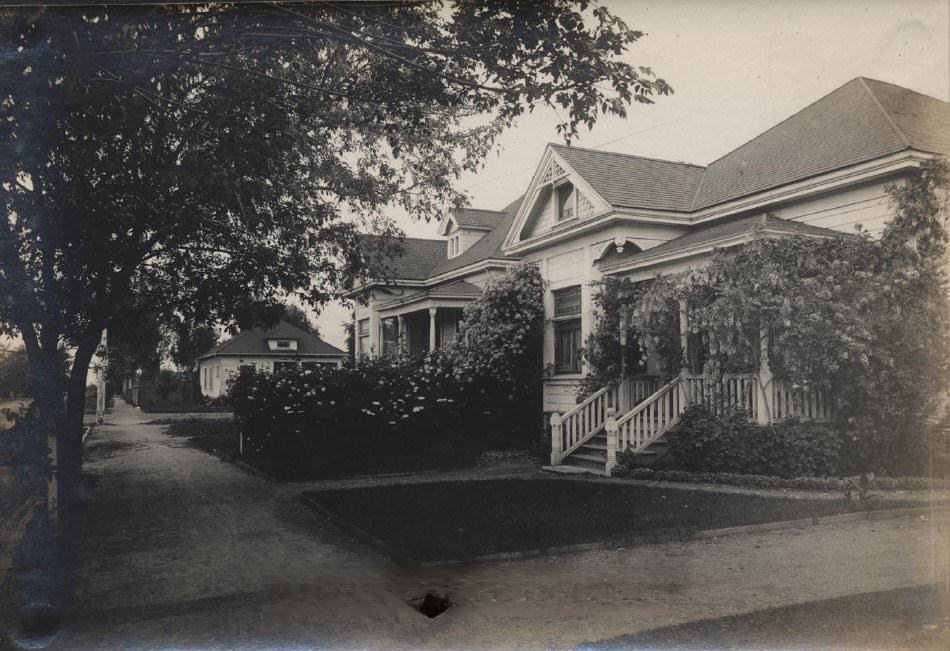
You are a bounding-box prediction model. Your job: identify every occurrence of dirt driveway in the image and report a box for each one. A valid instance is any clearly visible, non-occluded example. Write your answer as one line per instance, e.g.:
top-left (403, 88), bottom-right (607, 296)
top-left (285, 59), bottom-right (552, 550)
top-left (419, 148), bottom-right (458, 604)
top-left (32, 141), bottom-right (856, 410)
top-left (45, 400), bottom-right (949, 649)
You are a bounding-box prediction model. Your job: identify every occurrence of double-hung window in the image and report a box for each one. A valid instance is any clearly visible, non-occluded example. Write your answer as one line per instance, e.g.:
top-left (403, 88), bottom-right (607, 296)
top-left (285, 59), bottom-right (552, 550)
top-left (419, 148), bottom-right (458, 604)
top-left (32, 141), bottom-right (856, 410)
top-left (553, 285), bottom-right (583, 374)
top-left (357, 318), bottom-right (370, 357)
top-left (556, 183), bottom-right (576, 222)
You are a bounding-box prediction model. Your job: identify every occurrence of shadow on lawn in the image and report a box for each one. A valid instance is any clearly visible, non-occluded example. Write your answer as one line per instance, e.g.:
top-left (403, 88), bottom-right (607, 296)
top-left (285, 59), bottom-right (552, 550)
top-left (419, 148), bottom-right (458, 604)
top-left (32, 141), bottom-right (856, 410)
top-left (301, 478), bottom-right (926, 564)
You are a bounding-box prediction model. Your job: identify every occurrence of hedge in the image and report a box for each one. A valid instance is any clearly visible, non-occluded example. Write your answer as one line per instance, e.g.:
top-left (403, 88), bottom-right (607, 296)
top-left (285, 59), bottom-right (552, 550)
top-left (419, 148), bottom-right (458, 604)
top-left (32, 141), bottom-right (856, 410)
top-left (228, 353), bottom-right (539, 480)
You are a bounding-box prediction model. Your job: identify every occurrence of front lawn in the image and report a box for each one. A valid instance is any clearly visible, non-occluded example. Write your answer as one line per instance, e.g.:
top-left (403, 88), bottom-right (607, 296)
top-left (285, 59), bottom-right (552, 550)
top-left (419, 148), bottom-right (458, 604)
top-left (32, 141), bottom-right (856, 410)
top-left (303, 478), bottom-right (922, 563)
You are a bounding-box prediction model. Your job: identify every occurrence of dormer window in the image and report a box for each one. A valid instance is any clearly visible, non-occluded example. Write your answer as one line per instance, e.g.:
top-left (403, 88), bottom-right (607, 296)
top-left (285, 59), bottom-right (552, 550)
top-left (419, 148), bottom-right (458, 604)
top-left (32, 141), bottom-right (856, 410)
top-left (448, 234), bottom-right (463, 258)
top-left (267, 338), bottom-right (298, 351)
top-left (556, 183), bottom-right (576, 222)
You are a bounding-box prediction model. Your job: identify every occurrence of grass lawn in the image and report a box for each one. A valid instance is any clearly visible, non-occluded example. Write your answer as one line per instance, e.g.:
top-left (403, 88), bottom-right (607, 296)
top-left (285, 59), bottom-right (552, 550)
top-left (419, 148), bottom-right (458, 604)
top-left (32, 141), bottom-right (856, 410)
top-left (303, 478), bottom-right (922, 563)
top-left (160, 418), bottom-right (240, 458)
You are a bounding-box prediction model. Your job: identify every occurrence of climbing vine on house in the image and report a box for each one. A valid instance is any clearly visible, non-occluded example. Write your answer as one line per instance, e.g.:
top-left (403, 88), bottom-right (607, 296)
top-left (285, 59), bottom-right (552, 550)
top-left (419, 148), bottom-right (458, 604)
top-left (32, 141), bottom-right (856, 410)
top-left (584, 159), bottom-right (949, 475)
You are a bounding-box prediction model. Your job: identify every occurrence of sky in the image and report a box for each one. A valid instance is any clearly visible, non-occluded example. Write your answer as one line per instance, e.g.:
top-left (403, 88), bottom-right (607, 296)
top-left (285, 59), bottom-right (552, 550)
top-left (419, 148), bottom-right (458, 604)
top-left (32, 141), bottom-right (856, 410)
top-left (5, 0), bottom-right (948, 358)
top-left (312, 0), bottom-right (950, 348)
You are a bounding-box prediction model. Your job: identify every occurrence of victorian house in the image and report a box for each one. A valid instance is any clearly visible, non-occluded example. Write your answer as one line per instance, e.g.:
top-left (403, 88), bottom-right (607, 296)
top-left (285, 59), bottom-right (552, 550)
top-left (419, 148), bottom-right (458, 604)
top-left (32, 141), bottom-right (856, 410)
top-left (351, 77), bottom-right (949, 475)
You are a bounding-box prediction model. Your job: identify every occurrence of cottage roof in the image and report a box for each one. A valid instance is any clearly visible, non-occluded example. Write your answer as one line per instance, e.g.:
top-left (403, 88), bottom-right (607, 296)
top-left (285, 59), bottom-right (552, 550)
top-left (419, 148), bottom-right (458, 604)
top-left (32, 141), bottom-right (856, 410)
top-left (199, 320), bottom-right (345, 359)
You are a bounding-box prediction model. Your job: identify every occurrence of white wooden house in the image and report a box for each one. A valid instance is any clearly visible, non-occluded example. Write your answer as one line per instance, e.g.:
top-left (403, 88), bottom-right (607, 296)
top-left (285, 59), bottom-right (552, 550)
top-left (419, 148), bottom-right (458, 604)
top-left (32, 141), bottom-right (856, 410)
top-left (351, 77), bottom-right (949, 475)
top-left (198, 320), bottom-right (346, 398)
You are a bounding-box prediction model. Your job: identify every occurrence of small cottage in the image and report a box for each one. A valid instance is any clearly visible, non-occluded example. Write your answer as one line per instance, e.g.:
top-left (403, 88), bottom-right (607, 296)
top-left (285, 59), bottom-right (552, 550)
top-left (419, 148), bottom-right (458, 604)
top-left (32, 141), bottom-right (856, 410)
top-left (197, 320), bottom-right (346, 398)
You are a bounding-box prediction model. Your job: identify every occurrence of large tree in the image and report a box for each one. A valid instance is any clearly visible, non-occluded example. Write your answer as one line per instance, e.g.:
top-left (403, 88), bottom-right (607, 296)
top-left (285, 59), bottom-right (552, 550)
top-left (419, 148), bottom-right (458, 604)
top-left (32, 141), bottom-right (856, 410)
top-left (0, 2), bottom-right (670, 628)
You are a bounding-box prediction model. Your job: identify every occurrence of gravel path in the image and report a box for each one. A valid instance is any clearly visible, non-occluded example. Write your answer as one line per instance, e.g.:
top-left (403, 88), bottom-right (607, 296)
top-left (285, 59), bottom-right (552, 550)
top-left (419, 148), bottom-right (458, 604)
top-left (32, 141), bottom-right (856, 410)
top-left (51, 400), bottom-right (949, 649)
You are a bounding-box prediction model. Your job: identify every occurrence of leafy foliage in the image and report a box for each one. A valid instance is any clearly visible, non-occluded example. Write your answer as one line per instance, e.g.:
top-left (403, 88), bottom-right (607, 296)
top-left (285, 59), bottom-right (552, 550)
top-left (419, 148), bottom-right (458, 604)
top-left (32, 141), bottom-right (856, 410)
top-left (0, 3), bottom-right (669, 491)
top-left (644, 405), bottom-right (842, 478)
top-left (597, 160), bottom-right (949, 474)
top-left (279, 304), bottom-right (319, 337)
top-left (228, 264), bottom-right (545, 478)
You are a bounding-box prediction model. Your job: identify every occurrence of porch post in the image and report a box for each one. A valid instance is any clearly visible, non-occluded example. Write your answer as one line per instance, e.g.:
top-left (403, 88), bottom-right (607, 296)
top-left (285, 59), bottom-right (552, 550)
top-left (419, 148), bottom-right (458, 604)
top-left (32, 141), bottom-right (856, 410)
top-left (757, 324), bottom-right (774, 425)
top-left (549, 411), bottom-right (563, 465)
top-left (397, 315), bottom-right (406, 355)
top-left (605, 407), bottom-right (618, 476)
top-left (678, 300), bottom-right (689, 373)
top-left (428, 307), bottom-right (437, 352)
top-left (618, 306), bottom-right (629, 413)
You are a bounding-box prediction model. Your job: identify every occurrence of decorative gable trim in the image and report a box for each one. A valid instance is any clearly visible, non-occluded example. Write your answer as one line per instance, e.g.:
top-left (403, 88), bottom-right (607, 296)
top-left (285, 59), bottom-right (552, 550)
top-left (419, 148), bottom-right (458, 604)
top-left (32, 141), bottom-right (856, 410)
top-left (438, 215), bottom-right (459, 237)
top-left (502, 146), bottom-right (611, 250)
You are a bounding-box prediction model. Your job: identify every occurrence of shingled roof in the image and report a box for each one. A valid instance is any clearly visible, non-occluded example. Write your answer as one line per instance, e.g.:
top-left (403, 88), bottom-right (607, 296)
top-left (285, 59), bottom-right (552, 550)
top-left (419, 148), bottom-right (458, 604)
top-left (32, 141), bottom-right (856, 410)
top-left (550, 144), bottom-right (705, 212)
top-left (426, 195), bottom-right (524, 278)
top-left (547, 77), bottom-right (948, 215)
top-left (692, 77), bottom-right (950, 210)
top-left (600, 214), bottom-right (855, 269)
top-left (452, 207), bottom-right (508, 230)
top-left (199, 320), bottom-right (345, 359)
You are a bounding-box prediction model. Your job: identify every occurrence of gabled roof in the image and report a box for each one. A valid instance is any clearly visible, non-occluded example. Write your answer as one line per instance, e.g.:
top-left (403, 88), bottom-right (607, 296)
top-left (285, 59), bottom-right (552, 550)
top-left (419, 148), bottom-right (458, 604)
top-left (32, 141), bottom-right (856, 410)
top-left (453, 208), bottom-right (508, 230)
top-left (543, 78), bottom-right (948, 217)
top-left (692, 77), bottom-right (950, 210)
top-left (600, 214), bottom-right (854, 269)
top-left (550, 144), bottom-right (705, 212)
top-left (362, 236), bottom-right (447, 282)
top-left (377, 279), bottom-right (483, 310)
top-left (199, 320), bottom-right (345, 359)
top-left (426, 195), bottom-right (524, 278)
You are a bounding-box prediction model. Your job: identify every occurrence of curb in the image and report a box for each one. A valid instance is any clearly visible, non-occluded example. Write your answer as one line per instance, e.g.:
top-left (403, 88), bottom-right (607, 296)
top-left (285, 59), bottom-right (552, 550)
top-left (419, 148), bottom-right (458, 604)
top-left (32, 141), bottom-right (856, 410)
top-left (229, 458), bottom-right (278, 483)
top-left (300, 493), bottom-right (950, 568)
top-left (299, 493), bottom-right (409, 565)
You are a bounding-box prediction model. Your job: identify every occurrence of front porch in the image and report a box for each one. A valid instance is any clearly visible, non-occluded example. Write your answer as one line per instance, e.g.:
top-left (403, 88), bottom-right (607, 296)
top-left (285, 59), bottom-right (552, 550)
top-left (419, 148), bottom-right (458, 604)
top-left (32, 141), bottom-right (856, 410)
top-left (378, 306), bottom-right (465, 357)
top-left (548, 300), bottom-right (834, 476)
top-left (374, 280), bottom-right (481, 357)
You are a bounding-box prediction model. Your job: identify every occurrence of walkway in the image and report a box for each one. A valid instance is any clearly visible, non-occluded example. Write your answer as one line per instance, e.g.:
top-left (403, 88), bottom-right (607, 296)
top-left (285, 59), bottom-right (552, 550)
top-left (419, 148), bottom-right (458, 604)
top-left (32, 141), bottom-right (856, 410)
top-left (50, 400), bottom-right (948, 649)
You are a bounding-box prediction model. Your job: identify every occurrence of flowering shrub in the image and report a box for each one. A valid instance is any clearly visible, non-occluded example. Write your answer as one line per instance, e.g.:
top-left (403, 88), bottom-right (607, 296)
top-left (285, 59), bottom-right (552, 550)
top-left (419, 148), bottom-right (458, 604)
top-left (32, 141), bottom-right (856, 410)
top-left (228, 264), bottom-right (545, 479)
top-left (229, 356), bottom-right (477, 479)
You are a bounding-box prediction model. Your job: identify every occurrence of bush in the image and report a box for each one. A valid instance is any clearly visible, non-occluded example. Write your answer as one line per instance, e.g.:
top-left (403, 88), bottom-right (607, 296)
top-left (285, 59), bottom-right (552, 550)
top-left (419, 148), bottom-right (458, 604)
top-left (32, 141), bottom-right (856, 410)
top-left (227, 264), bottom-right (545, 480)
top-left (229, 355), bottom-right (502, 480)
top-left (637, 405), bottom-right (843, 478)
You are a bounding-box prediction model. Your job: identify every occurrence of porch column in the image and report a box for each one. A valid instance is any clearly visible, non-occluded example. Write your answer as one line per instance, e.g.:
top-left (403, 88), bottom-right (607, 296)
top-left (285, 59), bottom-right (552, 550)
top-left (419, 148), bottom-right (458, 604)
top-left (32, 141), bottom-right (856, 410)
top-left (678, 300), bottom-right (689, 373)
top-left (618, 306), bottom-right (630, 413)
top-left (757, 324), bottom-right (774, 425)
top-left (397, 315), bottom-right (406, 354)
top-left (428, 307), bottom-right (437, 352)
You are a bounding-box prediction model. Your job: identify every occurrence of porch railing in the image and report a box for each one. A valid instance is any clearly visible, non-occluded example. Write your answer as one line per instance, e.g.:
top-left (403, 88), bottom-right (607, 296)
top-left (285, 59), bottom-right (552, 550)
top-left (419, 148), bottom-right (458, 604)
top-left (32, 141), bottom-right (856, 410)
top-left (614, 377), bottom-right (684, 459)
top-left (771, 379), bottom-right (834, 421)
top-left (681, 373), bottom-right (759, 420)
top-left (550, 383), bottom-right (619, 464)
top-left (623, 376), bottom-right (662, 409)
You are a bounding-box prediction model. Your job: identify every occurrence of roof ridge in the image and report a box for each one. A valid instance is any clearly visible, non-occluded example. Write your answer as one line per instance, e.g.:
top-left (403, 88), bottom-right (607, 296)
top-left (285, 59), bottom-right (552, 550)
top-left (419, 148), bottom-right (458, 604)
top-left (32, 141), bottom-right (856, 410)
top-left (857, 76), bottom-right (950, 104)
top-left (688, 168), bottom-right (710, 212)
top-left (548, 142), bottom-right (706, 169)
top-left (858, 77), bottom-right (911, 148)
top-left (701, 77), bottom-right (873, 169)
top-left (456, 207), bottom-right (506, 214)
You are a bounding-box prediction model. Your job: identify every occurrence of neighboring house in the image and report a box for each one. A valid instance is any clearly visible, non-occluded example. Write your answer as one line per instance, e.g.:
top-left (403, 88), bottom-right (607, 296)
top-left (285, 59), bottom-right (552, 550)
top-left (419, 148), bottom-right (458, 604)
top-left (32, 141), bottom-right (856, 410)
top-left (352, 77), bottom-right (949, 474)
top-left (198, 320), bottom-right (346, 398)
